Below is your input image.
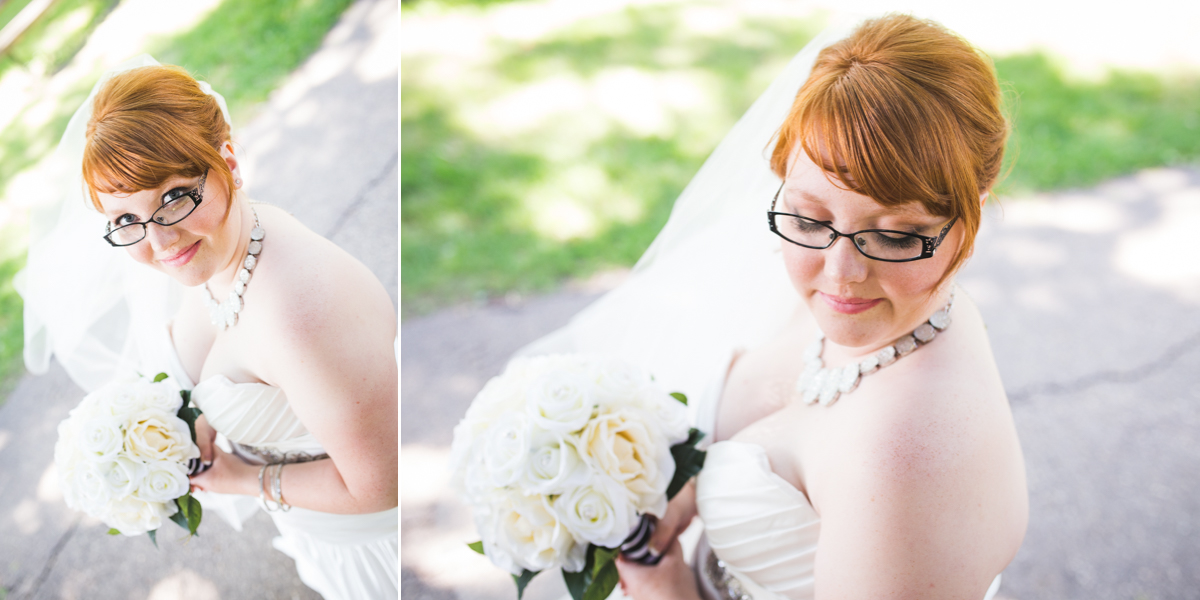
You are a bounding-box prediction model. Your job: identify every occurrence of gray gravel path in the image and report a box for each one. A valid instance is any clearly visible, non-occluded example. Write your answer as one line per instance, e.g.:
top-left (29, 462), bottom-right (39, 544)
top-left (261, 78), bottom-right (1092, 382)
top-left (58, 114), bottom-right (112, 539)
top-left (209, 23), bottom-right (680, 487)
top-left (401, 167), bottom-right (1200, 600)
top-left (0, 0), bottom-right (397, 598)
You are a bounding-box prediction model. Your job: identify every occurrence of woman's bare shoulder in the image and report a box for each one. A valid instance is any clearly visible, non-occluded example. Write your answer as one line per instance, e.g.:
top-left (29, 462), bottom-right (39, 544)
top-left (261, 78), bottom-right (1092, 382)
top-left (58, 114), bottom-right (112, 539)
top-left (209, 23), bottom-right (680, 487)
top-left (241, 204), bottom-right (395, 368)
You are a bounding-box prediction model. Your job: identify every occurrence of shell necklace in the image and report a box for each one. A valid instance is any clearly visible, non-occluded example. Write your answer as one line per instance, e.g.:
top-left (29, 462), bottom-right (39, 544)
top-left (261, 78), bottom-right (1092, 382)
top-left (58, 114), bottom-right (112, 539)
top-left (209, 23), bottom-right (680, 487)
top-left (205, 207), bottom-right (264, 330)
top-left (796, 288), bottom-right (956, 407)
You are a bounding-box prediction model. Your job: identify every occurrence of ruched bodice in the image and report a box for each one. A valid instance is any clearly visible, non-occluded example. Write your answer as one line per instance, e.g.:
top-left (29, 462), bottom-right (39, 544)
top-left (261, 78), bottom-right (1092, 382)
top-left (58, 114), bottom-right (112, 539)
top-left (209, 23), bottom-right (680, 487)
top-left (191, 376), bottom-right (325, 456)
top-left (696, 441), bottom-right (819, 600)
top-left (692, 353), bottom-right (1002, 600)
top-left (153, 325), bottom-right (397, 599)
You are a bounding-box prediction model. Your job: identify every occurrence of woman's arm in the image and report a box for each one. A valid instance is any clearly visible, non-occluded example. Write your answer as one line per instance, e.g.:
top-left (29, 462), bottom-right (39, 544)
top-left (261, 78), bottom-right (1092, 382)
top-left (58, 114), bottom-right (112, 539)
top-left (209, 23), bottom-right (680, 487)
top-left (191, 246), bottom-right (398, 514)
top-left (811, 392), bottom-right (1025, 599)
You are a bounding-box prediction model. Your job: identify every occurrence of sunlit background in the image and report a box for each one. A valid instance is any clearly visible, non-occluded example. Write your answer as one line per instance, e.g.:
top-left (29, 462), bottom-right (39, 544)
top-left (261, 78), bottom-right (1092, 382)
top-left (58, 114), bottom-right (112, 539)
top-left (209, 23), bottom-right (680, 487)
top-left (402, 1), bottom-right (1200, 599)
top-left (401, 0), bottom-right (1200, 317)
top-left (0, 0), bottom-right (395, 598)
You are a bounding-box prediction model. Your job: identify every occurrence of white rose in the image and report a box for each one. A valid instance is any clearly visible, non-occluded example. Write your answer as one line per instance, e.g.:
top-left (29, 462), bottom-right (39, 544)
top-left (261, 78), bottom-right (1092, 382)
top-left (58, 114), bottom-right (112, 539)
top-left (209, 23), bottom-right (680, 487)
top-left (96, 456), bottom-right (147, 500)
top-left (481, 412), bottom-right (531, 488)
top-left (588, 358), bottom-right (652, 409)
top-left (577, 409), bottom-right (675, 518)
top-left (519, 430), bottom-right (588, 495)
top-left (77, 416), bottom-right (124, 463)
top-left (135, 380), bottom-right (184, 413)
top-left (642, 391), bottom-right (691, 445)
top-left (490, 490), bottom-right (584, 573)
top-left (526, 370), bottom-right (594, 434)
top-left (554, 475), bottom-right (638, 548)
top-left (105, 496), bottom-right (175, 536)
top-left (134, 460), bottom-right (191, 503)
top-left (123, 409), bottom-right (199, 463)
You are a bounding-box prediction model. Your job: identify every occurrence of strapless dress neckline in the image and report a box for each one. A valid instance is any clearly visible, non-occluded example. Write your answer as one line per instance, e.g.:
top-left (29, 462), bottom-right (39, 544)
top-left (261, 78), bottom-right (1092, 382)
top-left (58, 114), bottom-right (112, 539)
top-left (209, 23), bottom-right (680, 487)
top-left (696, 440), bottom-right (820, 600)
top-left (692, 353), bottom-right (1002, 600)
top-left (149, 324), bottom-right (397, 600)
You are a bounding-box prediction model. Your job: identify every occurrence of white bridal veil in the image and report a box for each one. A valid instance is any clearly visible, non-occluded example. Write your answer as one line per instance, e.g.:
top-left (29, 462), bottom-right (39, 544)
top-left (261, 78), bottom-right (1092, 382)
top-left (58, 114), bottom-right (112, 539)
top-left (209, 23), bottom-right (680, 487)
top-left (16, 55), bottom-right (230, 392)
top-left (518, 20), bottom-right (860, 401)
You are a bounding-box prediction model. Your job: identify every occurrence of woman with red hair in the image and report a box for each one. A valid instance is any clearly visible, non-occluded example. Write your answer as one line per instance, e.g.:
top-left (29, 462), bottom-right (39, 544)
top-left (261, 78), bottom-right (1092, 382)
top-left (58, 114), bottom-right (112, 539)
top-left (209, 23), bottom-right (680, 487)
top-left (523, 14), bottom-right (1027, 600)
top-left (22, 57), bottom-right (397, 599)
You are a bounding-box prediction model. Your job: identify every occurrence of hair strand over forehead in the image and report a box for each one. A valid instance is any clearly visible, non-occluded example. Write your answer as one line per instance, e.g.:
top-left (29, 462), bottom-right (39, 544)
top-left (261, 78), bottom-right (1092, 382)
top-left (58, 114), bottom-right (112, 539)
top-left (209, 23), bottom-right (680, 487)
top-left (771, 14), bottom-right (1009, 283)
top-left (82, 65), bottom-right (235, 217)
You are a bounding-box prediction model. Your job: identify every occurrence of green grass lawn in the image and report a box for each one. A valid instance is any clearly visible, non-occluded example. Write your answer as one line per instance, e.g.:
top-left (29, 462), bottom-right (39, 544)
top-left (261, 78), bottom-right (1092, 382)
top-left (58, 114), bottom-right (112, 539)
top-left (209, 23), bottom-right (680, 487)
top-left (0, 0), bottom-right (356, 394)
top-left (401, 3), bottom-right (1200, 318)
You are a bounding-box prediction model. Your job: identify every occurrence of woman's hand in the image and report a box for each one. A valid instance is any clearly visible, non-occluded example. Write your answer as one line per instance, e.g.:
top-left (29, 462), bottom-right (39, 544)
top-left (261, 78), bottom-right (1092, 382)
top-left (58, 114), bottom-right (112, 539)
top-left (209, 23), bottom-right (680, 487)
top-left (193, 414), bottom-right (218, 463)
top-left (615, 539), bottom-right (700, 600)
top-left (647, 480), bottom-right (698, 557)
top-left (189, 443), bottom-right (258, 496)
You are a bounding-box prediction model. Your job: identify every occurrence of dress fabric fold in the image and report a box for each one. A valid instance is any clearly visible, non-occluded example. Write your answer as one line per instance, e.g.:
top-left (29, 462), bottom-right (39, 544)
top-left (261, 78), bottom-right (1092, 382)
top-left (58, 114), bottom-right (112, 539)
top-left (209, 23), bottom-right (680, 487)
top-left (154, 325), bottom-right (398, 600)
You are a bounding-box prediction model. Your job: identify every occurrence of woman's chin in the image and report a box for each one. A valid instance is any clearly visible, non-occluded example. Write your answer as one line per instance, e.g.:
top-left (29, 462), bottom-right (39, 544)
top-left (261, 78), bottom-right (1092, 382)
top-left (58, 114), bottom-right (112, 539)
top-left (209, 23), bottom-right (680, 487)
top-left (810, 303), bottom-right (895, 351)
top-left (152, 262), bottom-right (210, 288)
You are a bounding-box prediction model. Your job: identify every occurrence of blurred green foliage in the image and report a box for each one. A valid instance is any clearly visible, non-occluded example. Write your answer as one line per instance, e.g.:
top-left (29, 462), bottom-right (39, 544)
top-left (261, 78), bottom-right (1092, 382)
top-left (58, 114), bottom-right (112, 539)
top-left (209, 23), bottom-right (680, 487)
top-left (151, 0), bottom-right (355, 123)
top-left (402, 3), bottom-right (1200, 318)
top-left (402, 5), bottom-right (822, 316)
top-left (995, 53), bottom-right (1200, 193)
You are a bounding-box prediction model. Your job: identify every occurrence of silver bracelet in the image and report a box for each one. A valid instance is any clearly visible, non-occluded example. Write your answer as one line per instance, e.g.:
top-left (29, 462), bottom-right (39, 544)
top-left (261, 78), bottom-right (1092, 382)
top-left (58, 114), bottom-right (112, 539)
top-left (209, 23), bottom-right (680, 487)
top-left (271, 463), bottom-right (290, 512)
top-left (259, 463), bottom-right (283, 512)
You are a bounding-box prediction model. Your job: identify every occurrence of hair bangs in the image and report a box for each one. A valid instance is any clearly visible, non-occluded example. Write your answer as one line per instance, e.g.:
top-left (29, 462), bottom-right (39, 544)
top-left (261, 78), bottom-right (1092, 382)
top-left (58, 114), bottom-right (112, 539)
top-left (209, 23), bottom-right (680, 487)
top-left (770, 14), bottom-right (1008, 284)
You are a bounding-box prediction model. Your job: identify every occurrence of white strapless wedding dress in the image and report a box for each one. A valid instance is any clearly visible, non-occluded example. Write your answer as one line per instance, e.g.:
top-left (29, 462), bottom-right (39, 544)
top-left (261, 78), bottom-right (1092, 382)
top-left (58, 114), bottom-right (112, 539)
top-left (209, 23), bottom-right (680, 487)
top-left (147, 325), bottom-right (398, 600)
top-left (690, 361), bottom-right (1001, 600)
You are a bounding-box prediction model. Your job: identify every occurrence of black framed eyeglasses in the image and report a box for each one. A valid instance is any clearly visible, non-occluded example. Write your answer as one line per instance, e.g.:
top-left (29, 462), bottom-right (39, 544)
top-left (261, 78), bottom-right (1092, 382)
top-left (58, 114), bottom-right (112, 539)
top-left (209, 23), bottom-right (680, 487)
top-left (103, 171), bottom-right (207, 247)
top-left (767, 181), bottom-right (957, 263)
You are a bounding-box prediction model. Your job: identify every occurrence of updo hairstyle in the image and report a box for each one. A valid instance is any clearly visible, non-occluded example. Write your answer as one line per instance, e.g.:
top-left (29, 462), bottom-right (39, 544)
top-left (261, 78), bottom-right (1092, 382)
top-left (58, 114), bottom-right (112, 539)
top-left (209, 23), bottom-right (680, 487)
top-left (82, 65), bottom-right (235, 217)
top-left (771, 14), bottom-right (1008, 281)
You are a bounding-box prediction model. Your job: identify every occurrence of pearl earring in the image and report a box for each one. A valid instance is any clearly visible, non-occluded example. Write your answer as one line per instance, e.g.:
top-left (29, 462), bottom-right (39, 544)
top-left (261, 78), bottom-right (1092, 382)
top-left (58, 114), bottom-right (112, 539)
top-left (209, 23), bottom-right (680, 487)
top-left (235, 178), bottom-right (242, 186)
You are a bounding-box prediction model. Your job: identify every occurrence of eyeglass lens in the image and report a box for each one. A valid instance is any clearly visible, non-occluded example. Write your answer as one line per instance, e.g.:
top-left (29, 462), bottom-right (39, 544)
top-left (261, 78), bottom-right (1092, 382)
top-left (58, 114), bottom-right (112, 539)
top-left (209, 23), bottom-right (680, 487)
top-left (108, 194), bottom-right (198, 245)
top-left (773, 214), bottom-right (926, 261)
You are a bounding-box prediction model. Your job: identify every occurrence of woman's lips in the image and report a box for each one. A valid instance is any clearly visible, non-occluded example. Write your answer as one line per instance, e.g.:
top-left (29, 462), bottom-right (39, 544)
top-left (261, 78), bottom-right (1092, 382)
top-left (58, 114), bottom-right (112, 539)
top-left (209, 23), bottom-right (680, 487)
top-left (159, 241), bottom-right (200, 267)
top-left (819, 292), bottom-right (882, 315)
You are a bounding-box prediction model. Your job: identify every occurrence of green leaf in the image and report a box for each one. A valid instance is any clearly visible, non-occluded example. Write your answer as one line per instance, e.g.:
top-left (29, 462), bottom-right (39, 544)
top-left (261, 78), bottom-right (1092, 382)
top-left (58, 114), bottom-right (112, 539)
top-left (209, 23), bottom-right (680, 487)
top-left (669, 391), bottom-right (687, 405)
top-left (666, 428), bottom-right (707, 500)
top-left (591, 546), bottom-right (619, 577)
top-left (562, 544), bottom-right (598, 600)
top-left (168, 508), bottom-right (189, 531)
top-left (107, 528), bottom-right (121, 535)
top-left (153, 372), bottom-right (169, 383)
top-left (468, 540), bottom-right (485, 555)
top-left (147, 529), bottom-right (158, 548)
top-left (583, 559), bottom-right (620, 600)
top-left (176, 494), bottom-right (203, 537)
top-left (512, 569), bottom-right (538, 599)
top-left (176, 395), bottom-right (203, 444)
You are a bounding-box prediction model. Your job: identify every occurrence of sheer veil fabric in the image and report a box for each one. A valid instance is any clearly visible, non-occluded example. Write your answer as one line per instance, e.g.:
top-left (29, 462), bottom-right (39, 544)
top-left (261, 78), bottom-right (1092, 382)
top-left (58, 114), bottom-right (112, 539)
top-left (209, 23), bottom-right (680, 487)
top-left (518, 21), bottom-right (860, 408)
top-left (16, 54), bottom-right (215, 392)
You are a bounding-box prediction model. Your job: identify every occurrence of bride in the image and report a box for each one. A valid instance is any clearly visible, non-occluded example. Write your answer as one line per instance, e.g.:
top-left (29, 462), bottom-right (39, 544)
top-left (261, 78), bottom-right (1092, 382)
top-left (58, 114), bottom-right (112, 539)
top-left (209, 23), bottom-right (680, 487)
top-left (20, 57), bottom-right (397, 599)
top-left (522, 14), bottom-right (1027, 600)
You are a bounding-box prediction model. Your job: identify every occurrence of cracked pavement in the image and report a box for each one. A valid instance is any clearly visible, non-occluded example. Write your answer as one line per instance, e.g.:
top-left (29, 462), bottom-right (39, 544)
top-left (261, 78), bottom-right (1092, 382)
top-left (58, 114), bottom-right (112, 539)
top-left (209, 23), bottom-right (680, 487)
top-left (401, 167), bottom-right (1200, 600)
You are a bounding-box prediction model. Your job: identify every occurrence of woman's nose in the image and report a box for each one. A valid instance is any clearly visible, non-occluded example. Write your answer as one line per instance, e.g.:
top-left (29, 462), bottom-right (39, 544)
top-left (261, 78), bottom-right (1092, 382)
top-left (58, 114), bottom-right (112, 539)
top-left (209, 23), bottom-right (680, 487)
top-left (823, 234), bottom-right (870, 284)
top-left (143, 222), bottom-right (180, 251)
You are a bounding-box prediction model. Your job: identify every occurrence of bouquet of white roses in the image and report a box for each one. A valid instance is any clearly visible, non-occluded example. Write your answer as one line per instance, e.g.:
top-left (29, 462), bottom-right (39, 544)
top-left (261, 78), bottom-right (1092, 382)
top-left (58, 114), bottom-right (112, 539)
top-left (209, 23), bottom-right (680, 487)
top-left (450, 354), bottom-right (706, 600)
top-left (54, 373), bottom-right (204, 544)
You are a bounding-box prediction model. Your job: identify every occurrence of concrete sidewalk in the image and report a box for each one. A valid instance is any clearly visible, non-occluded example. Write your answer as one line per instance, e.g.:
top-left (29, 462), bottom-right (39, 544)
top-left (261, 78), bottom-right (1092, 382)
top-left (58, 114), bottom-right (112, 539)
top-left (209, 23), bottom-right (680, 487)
top-left (401, 167), bottom-right (1200, 600)
top-left (0, 0), bottom-right (397, 598)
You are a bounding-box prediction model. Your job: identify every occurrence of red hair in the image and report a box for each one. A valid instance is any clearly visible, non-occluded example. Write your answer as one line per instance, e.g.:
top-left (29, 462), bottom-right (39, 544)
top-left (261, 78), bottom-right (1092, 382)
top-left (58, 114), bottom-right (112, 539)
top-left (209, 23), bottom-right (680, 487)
top-left (82, 65), bottom-right (234, 216)
top-left (771, 14), bottom-right (1008, 280)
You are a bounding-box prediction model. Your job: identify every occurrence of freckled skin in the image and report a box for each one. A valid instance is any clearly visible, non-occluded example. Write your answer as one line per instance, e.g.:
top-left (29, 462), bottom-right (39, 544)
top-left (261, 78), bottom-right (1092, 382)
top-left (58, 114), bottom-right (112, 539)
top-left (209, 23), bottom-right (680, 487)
top-left (619, 151), bottom-right (1028, 599)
